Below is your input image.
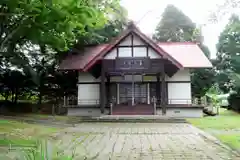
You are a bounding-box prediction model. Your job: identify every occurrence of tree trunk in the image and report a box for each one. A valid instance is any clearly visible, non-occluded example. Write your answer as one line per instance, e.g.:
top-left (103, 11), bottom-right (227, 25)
top-left (14, 91), bottom-right (18, 104)
top-left (38, 92), bottom-right (42, 105)
top-left (11, 90), bottom-right (14, 103)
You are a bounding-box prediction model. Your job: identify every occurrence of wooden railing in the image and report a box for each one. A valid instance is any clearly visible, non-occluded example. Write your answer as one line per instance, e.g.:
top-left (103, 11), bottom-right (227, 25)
top-left (168, 99), bottom-right (193, 105)
top-left (63, 95), bottom-right (100, 107)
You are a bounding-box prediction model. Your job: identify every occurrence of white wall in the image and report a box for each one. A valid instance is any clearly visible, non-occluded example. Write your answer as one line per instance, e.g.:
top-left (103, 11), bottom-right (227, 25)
top-left (156, 108), bottom-right (203, 118)
top-left (118, 47), bottom-right (132, 57)
top-left (118, 35), bottom-right (132, 46)
top-left (78, 72), bottom-right (100, 105)
top-left (133, 47), bottom-right (146, 57)
top-left (166, 108), bottom-right (203, 118)
top-left (166, 69), bottom-right (190, 81)
top-left (148, 48), bottom-right (161, 59)
top-left (78, 84), bottom-right (99, 105)
top-left (104, 49), bottom-right (117, 59)
top-left (133, 35), bottom-right (145, 45)
top-left (168, 83), bottom-right (191, 104)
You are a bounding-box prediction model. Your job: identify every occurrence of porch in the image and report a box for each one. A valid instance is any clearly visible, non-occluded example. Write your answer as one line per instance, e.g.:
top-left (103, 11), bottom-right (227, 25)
top-left (63, 96), bottom-right (204, 117)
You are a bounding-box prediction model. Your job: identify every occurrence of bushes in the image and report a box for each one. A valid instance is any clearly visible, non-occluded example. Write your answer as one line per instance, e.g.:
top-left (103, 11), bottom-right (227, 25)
top-left (0, 101), bottom-right (67, 115)
top-left (228, 93), bottom-right (240, 112)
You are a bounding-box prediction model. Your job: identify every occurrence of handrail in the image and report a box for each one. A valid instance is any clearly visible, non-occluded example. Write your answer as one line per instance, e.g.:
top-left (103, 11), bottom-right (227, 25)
top-left (63, 95), bottom-right (100, 107)
top-left (110, 96), bottom-right (116, 115)
top-left (151, 96), bottom-right (157, 115)
top-left (110, 102), bottom-right (113, 115)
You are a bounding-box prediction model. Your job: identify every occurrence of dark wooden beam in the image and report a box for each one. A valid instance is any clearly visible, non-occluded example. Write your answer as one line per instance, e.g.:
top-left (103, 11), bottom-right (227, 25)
top-left (100, 66), bottom-right (106, 113)
top-left (106, 75), bottom-right (110, 108)
top-left (161, 63), bottom-right (167, 114)
top-left (146, 46), bottom-right (149, 57)
top-left (117, 47), bottom-right (119, 57)
top-left (156, 73), bottom-right (160, 105)
top-left (131, 33), bottom-right (134, 57)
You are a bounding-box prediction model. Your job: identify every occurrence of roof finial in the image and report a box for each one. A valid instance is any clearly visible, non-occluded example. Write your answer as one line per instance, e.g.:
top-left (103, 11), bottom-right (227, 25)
top-left (127, 20), bottom-right (137, 29)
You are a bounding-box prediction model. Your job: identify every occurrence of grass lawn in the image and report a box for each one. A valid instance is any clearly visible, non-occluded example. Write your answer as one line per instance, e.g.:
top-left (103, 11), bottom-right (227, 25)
top-left (188, 108), bottom-right (240, 151)
top-left (0, 118), bottom-right (66, 159)
top-left (0, 119), bottom-right (61, 148)
top-left (0, 117), bottom-right (90, 159)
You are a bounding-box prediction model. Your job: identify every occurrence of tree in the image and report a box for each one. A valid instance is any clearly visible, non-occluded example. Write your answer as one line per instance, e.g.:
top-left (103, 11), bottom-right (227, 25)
top-left (215, 14), bottom-right (240, 93)
top-left (76, 4), bottom-right (128, 45)
top-left (153, 4), bottom-right (215, 97)
top-left (0, 0), bottom-right (109, 50)
top-left (153, 4), bottom-right (196, 42)
top-left (0, 69), bottom-right (32, 103)
top-left (0, 0), bottom-right (126, 107)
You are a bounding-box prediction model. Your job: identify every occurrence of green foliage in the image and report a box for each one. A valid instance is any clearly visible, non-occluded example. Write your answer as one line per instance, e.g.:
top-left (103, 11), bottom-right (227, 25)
top-left (191, 68), bottom-right (215, 97)
top-left (0, 0), bottom-right (126, 107)
top-left (215, 14), bottom-right (240, 93)
top-left (0, 0), bottom-right (108, 51)
top-left (206, 84), bottom-right (222, 95)
top-left (153, 4), bottom-right (215, 97)
top-left (153, 4), bottom-right (196, 42)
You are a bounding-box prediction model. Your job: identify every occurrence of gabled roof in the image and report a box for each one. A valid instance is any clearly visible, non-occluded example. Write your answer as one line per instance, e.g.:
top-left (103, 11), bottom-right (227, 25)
top-left (82, 22), bottom-right (183, 71)
top-left (59, 23), bottom-right (212, 71)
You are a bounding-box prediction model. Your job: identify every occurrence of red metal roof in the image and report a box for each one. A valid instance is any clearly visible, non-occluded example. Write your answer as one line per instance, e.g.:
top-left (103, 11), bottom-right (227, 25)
top-left (59, 44), bottom-right (108, 70)
top-left (158, 42), bottom-right (212, 68)
top-left (59, 23), bottom-right (212, 71)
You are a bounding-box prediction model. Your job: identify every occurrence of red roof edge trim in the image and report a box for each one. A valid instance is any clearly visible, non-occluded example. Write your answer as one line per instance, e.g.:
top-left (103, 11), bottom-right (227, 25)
top-left (83, 30), bottom-right (131, 71)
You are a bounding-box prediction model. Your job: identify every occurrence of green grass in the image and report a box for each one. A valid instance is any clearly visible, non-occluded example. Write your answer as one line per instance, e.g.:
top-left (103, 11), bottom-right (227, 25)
top-left (216, 134), bottom-right (240, 150)
top-left (20, 114), bottom-right (69, 121)
top-left (0, 118), bottom-right (85, 159)
top-left (188, 108), bottom-right (240, 151)
top-left (188, 109), bottom-right (240, 130)
top-left (0, 119), bottom-right (61, 148)
top-left (0, 139), bottom-right (36, 147)
top-left (0, 119), bottom-right (59, 134)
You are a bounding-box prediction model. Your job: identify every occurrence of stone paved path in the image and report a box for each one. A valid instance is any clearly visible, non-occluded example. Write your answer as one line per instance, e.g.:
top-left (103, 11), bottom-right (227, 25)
top-left (56, 123), bottom-right (240, 160)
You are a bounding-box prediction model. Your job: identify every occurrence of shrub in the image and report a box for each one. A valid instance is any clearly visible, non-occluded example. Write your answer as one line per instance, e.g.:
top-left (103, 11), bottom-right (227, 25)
top-left (228, 92), bottom-right (240, 112)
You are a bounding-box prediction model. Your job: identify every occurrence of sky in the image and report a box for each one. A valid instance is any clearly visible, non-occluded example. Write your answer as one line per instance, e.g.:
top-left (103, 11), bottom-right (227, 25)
top-left (121, 0), bottom-right (237, 58)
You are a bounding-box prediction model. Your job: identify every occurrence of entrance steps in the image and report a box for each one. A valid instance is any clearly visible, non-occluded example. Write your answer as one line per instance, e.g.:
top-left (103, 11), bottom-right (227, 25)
top-left (112, 104), bottom-right (154, 115)
top-left (89, 115), bottom-right (186, 123)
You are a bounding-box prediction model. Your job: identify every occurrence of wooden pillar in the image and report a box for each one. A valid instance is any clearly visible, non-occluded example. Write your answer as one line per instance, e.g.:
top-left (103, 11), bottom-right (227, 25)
top-left (106, 75), bottom-right (110, 107)
top-left (147, 83), bottom-right (150, 104)
top-left (100, 66), bottom-right (106, 113)
top-left (161, 63), bottom-right (167, 114)
top-left (132, 74), bottom-right (135, 106)
top-left (117, 83), bottom-right (120, 104)
top-left (156, 73), bottom-right (160, 105)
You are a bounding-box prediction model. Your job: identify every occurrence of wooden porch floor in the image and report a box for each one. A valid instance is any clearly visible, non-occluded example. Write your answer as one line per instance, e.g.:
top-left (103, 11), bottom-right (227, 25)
top-left (112, 104), bottom-right (154, 115)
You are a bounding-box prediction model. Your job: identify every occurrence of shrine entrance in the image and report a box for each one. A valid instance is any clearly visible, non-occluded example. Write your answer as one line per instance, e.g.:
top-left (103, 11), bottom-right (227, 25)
top-left (119, 83), bottom-right (147, 106)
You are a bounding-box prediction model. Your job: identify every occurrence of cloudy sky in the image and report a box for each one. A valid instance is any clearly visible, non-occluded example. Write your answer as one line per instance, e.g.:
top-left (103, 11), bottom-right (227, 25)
top-left (121, 0), bottom-right (237, 58)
